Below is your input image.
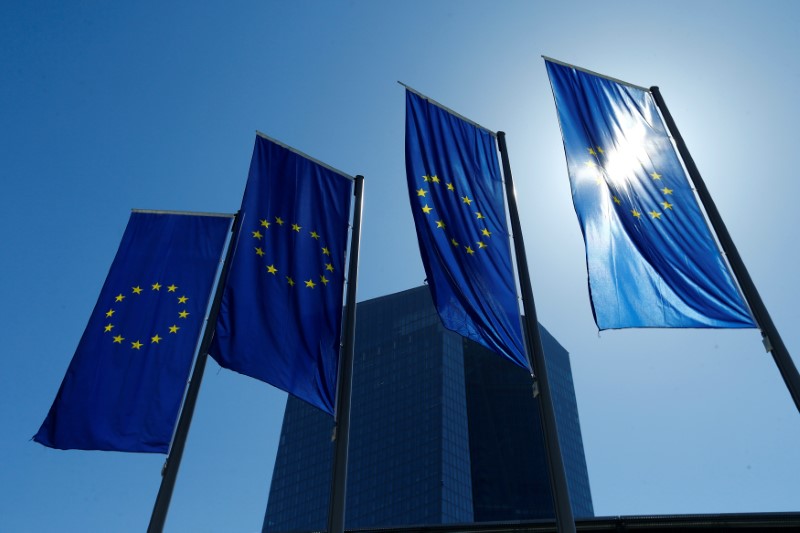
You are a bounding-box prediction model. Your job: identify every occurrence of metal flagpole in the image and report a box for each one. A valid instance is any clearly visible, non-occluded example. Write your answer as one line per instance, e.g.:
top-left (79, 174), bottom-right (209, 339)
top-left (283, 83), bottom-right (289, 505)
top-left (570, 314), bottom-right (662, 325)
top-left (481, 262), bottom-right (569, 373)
top-left (497, 132), bottom-right (576, 533)
top-left (327, 175), bottom-right (365, 533)
top-left (147, 212), bottom-right (239, 533)
top-left (650, 87), bottom-right (800, 415)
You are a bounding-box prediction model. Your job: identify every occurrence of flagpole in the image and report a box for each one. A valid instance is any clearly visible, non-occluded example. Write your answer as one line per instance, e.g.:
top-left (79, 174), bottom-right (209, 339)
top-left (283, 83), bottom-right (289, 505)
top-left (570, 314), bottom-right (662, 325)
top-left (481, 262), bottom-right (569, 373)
top-left (147, 213), bottom-right (239, 533)
top-left (497, 132), bottom-right (576, 533)
top-left (327, 175), bottom-right (364, 533)
top-left (650, 87), bottom-right (800, 415)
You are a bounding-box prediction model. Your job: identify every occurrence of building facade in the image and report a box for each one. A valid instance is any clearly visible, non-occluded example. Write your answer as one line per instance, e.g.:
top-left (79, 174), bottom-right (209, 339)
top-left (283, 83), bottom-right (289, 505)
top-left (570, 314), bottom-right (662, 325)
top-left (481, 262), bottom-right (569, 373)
top-left (263, 286), bottom-right (593, 531)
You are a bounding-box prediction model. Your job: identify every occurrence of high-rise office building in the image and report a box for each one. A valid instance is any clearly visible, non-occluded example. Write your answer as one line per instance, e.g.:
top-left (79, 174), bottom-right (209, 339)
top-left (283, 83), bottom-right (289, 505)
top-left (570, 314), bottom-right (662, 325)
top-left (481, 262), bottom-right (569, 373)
top-left (263, 286), bottom-right (593, 531)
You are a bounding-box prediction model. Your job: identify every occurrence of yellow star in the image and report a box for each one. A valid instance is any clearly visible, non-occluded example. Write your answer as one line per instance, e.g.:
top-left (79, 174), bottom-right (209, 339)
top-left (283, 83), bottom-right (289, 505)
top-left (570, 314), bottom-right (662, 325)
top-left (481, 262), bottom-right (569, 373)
top-left (585, 161), bottom-right (596, 168)
top-left (151, 282), bottom-right (161, 291)
top-left (266, 264), bottom-right (278, 274)
top-left (417, 188), bottom-right (427, 197)
top-left (305, 279), bottom-right (316, 289)
top-left (475, 212), bottom-right (484, 220)
top-left (320, 275), bottom-right (329, 286)
top-left (325, 263), bottom-right (334, 272)
top-left (661, 187), bottom-right (673, 195)
top-left (131, 340), bottom-right (143, 350)
top-left (632, 209), bottom-right (642, 219)
top-left (113, 335), bottom-right (124, 344)
top-left (275, 216), bottom-right (284, 225)
top-left (481, 228), bottom-right (491, 237)
top-left (446, 183), bottom-right (455, 191)
top-left (106, 309), bottom-right (115, 318)
top-left (291, 223), bottom-right (301, 232)
top-left (132, 286), bottom-right (143, 295)
top-left (167, 284), bottom-right (178, 292)
top-left (322, 247), bottom-right (330, 255)
top-left (649, 210), bottom-right (662, 219)
top-left (423, 175), bottom-right (431, 182)
top-left (462, 196), bottom-right (473, 205)
top-left (661, 201), bottom-right (674, 210)
top-left (310, 231), bottom-right (320, 240)
top-left (431, 175), bottom-right (440, 183)
top-left (596, 146), bottom-right (604, 154)
top-left (477, 241), bottom-right (487, 249)
top-left (252, 230), bottom-right (263, 239)
top-left (178, 295), bottom-right (188, 304)
top-left (451, 238), bottom-right (459, 247)
top-left (286, 276), bottom-right (295, 287)
top-left (465, 246), bottom-right (475, 255)
top-left (169, 325), bottom-right (179, 334)
top-left (436, 220), bottom-right (445, 229)
top-left (151, 334), bottom-right (162, 344)
top-left (422, 204), bottom-right (433, 214)
top-left (104, 324), bottom-right (114, 332)
top-left (588, 147), bottom-right (596, 155)
top-left (613, 196), bottom-right (621, 205)
top-left (255, 247), bottom-right (265, 256)
top-left (260, 219), bottom-right (270, 228)
top-left (650, 171), bottom-right (662, 180)
top-left (115, 293), bottom-right (125, 302)
top-left (179, 310), bottom-right (189, 318)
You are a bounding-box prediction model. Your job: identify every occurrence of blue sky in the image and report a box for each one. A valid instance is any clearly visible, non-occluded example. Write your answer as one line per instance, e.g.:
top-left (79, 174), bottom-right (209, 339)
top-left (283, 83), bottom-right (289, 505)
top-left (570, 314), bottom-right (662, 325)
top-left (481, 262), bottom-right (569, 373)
top-left (3, 1), bottom-right (800, 531)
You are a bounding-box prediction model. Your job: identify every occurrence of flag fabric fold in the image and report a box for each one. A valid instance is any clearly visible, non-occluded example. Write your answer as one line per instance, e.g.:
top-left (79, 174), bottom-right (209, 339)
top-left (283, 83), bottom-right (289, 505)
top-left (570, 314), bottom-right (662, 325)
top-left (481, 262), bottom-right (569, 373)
top-left (405, 89), bottom-right (528, 370)
top-left (545, 59), bottom-right (755, 329)
top-left (34, 211), bottom-right (230, 452)
top-left (211, 134), bottom-right (353, 415)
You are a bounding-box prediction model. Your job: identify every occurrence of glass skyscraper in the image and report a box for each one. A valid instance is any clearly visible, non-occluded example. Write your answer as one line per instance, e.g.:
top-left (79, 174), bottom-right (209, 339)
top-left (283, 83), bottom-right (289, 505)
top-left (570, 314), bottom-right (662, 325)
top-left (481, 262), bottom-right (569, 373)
top-left (263, 286), bottom-right (593, 531)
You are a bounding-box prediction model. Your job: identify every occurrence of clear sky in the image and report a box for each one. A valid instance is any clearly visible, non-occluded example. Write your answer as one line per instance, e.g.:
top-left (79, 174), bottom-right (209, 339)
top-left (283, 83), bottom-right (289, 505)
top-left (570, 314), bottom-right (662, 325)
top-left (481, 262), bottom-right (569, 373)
top-left (3, 1), bottom-right (800, 531)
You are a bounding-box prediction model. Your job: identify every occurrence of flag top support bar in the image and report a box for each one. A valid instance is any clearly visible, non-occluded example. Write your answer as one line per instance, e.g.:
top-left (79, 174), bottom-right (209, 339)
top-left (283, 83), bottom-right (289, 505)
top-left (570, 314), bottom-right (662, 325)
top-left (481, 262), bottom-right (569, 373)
top-left (542, 56), bottom-right (650, 93)
top-left (398, 81), bottom-right (497, 137)
top-left (256, 130), bottom-right (354, 182)
top-left (131, 209), bottom-right (234, 218)
top-left (497, 131), bottom-right (576, 533)
top-left (650, 86), bottom-right (800, 415)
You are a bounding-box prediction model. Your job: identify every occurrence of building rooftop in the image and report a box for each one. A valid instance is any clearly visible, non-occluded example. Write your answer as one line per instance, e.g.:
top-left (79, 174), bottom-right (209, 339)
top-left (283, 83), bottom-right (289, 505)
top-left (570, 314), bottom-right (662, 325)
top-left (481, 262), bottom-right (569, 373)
top-left (344, 512), bottom-right (800, 533)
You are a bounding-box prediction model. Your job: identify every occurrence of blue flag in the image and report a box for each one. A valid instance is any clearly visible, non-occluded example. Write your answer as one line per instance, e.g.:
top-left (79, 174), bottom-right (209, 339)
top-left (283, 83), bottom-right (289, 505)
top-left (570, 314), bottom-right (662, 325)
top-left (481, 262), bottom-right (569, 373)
top-left (405, 90), bottom-right (528, 371)
top-left (34, 211), bottom-right (230, 452)
top-left (545, 59), bottom-right (755, 329)
top-left (211, 134), bottom-right (353, 415)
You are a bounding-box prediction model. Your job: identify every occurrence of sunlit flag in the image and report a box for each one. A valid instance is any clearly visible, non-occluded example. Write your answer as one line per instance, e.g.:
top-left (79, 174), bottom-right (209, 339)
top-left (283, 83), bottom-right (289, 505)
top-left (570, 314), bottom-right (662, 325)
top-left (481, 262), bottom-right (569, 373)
top-left (545, 59), bottom-right (755, 330)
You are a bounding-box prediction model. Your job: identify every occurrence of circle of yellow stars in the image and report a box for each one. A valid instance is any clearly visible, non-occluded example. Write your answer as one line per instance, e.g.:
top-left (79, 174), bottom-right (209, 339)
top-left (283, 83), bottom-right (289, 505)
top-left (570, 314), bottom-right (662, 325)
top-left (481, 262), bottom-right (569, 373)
top-left (252, 215), bottom-right (337, 289)
top-left (585, 145), bottom-right (676, 222)
top-left (416, 174), bottom-right (492, 256)
top-left (103, 282), bottom-right (190, 350)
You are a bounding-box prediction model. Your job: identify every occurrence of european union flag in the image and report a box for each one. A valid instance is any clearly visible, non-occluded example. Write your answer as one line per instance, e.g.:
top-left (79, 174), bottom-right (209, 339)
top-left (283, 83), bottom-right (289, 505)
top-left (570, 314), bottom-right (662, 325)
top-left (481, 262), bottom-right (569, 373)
top-left (545, 59), bottom-right (756, 329)
top-left (405, 89), bottom-right (528, 370)
top-left (34, 211), bottom-right (230, 452)
top-left (211, 134), bottom-right (353, 415)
